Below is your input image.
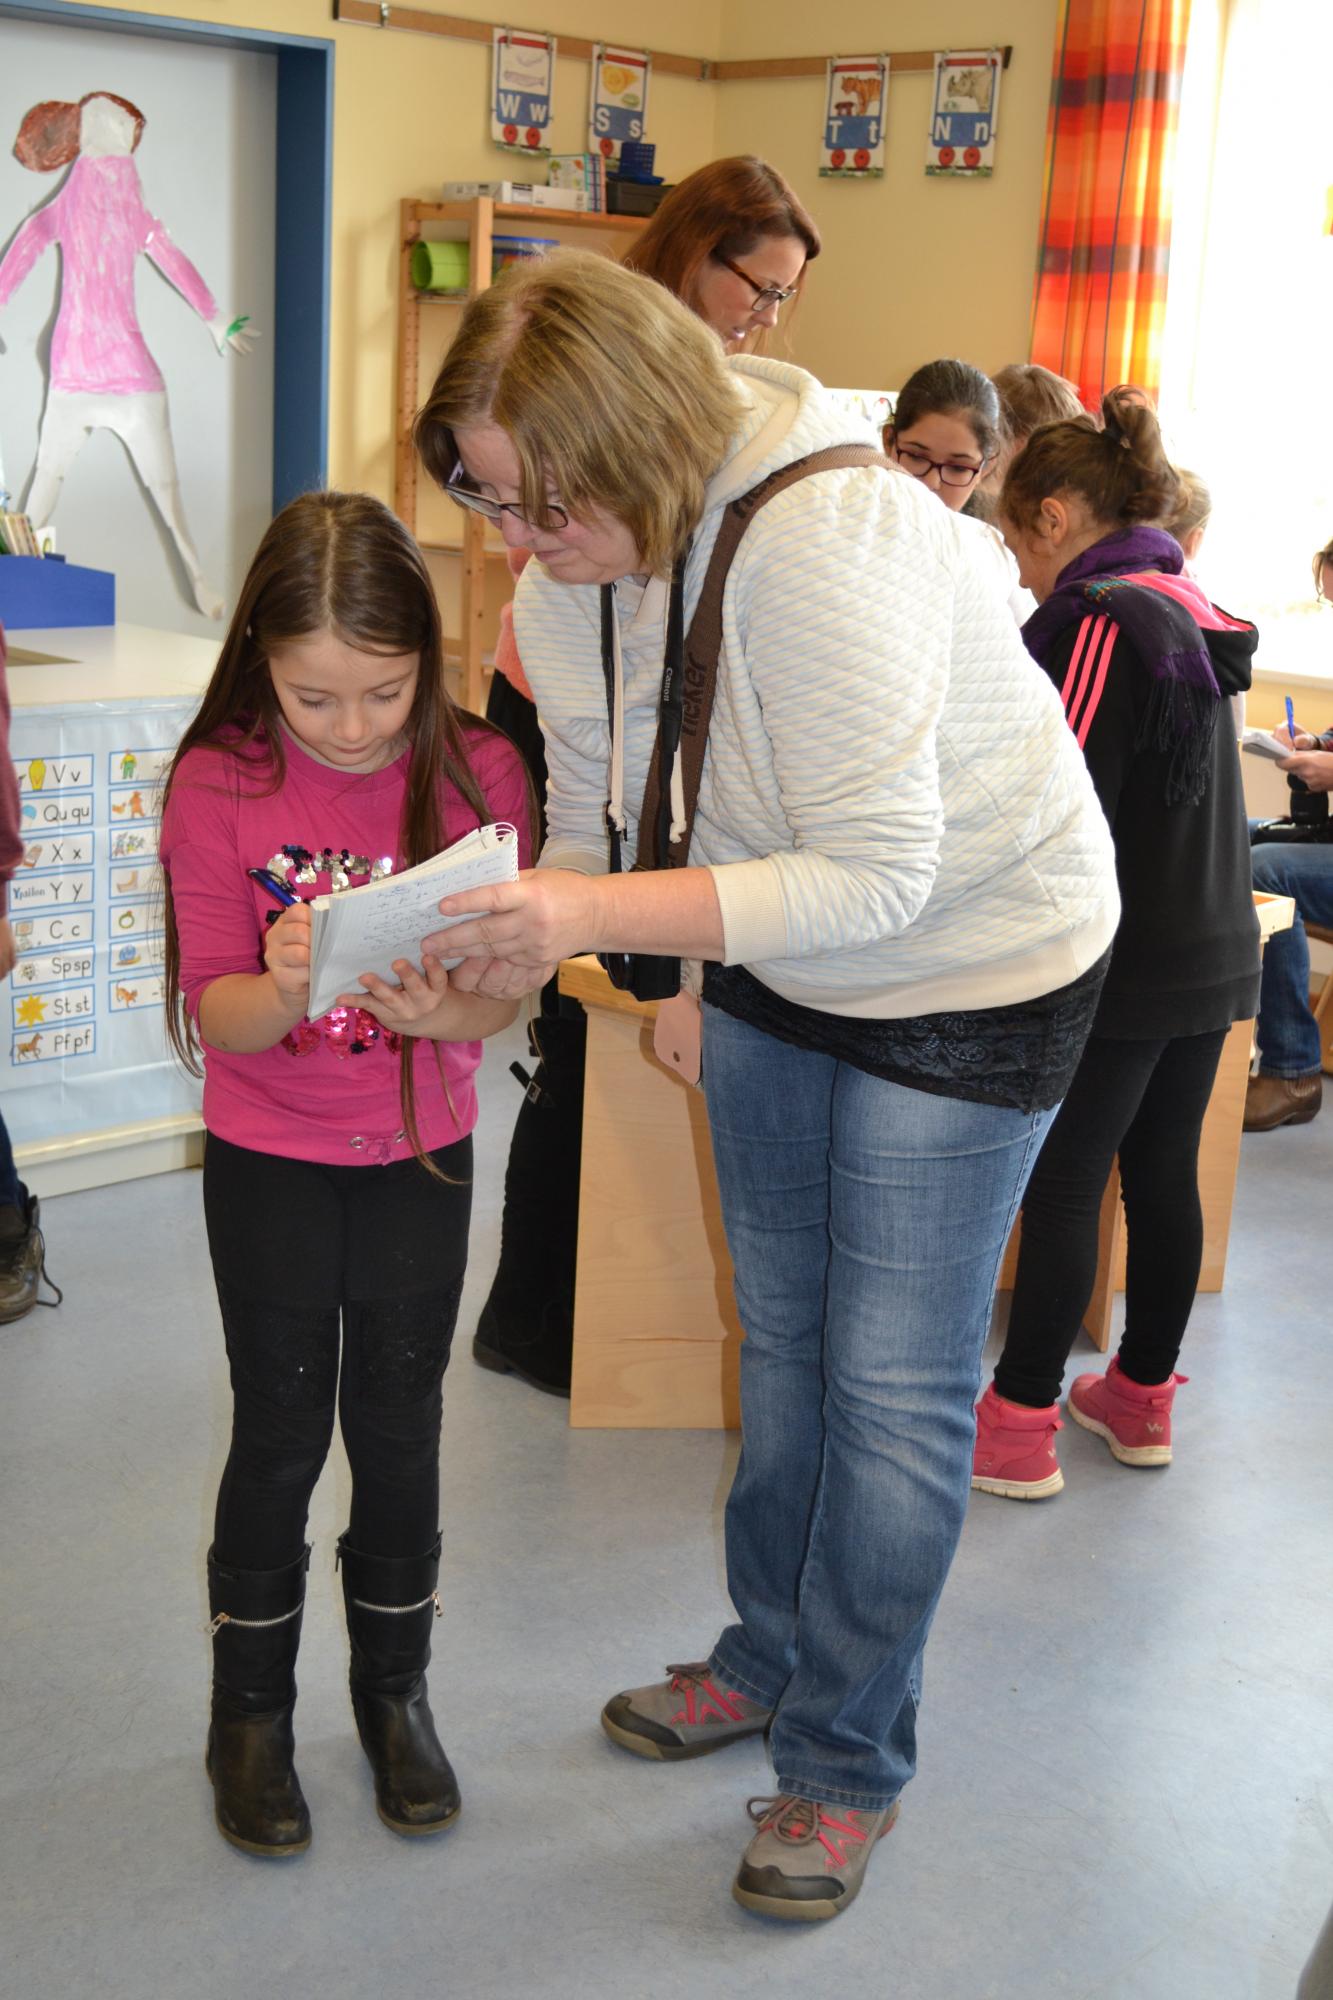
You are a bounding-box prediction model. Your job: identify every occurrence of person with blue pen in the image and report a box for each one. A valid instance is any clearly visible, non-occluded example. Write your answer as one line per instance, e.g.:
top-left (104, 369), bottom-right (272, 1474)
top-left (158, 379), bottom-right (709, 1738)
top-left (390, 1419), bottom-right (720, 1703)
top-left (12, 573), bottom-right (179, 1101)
top-left (158, 492), bottom-right (534, 1862)
top-left (1246, 555), bottom-right (1333, 1129)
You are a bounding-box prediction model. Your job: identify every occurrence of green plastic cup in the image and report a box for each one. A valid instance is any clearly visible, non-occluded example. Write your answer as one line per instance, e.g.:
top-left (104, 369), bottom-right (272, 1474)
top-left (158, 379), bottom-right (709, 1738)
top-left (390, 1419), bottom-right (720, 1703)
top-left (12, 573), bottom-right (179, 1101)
top-left (411, 240), bottom-right (470, 292)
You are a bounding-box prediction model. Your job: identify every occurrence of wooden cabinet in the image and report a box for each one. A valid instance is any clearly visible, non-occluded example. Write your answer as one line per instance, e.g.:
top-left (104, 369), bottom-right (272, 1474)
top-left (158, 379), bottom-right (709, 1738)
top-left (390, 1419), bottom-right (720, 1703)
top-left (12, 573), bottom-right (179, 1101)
top-left (394, 197), bottom-right (645, 714)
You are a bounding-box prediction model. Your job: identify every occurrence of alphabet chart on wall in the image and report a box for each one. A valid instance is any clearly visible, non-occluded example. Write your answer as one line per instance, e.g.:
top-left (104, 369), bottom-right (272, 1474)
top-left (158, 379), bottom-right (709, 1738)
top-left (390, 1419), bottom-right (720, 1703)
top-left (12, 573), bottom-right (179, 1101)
top-left (6, 699), bottom-right (202, 1145)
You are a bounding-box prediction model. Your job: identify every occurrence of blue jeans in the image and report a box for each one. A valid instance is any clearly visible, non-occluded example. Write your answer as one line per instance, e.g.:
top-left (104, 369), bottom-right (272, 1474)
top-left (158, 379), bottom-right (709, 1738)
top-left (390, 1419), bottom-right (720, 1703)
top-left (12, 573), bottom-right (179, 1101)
top-left (701, 1004), bottom-right (1056, 1810)
top-left (1250, 840), bottom-right (1333, 1075)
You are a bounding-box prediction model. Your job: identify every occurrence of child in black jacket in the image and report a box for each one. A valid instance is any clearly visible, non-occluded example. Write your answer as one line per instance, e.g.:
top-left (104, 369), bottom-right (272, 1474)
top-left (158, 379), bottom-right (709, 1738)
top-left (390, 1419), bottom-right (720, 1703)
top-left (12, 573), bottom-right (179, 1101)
top-left (971, 390), bottom-right (1260, 1498)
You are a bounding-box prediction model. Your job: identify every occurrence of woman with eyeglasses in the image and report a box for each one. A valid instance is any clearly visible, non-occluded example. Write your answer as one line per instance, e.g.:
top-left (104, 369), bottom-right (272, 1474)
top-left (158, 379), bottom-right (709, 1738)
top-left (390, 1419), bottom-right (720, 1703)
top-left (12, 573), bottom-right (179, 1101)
top-left (473, 159), bottom-right (821, 1401)
top-left (886, 359), bottom-right (1034, 621)
top-left (623, 154), bottom-right (818, 352)
top-left (413, 251), bottom-right (1118, 1922)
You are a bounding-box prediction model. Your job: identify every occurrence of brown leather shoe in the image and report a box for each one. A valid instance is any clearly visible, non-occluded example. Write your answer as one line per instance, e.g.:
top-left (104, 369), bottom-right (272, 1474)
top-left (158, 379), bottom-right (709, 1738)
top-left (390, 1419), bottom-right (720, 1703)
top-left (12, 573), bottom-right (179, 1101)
top-left (1243, 1070), bottom-right (1323, 1132)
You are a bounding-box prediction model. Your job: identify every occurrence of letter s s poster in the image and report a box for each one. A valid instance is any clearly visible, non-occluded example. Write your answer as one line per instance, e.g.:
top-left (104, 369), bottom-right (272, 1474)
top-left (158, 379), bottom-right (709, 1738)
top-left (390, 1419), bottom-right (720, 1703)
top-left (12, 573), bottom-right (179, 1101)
top-left (588, 46), bottom-right (651, 167)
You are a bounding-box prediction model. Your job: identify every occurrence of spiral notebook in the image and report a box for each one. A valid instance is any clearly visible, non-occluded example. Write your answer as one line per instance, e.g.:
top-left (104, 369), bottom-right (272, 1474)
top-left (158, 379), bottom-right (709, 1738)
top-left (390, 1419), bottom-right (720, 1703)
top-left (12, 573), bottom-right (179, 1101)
top-left (306, 821), bottom-right (519, 1019)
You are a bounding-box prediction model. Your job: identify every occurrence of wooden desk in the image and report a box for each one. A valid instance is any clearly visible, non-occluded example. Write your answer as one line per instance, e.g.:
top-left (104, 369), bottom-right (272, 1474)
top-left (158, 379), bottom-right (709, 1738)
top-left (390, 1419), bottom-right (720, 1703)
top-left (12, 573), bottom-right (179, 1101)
top-left (561, 893), bottom-right (1293, 1429)
top-left (558, 957), bottom-right (741, 1430)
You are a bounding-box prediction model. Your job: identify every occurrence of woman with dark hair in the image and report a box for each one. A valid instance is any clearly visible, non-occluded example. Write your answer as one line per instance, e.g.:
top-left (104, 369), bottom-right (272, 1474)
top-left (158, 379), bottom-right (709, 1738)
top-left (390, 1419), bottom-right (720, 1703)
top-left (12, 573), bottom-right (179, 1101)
top-left (886, 359), bottom-right (1031, 618)
top-left (158, 492), bottom-right (531, 1856)
top-left (972, 389), bottom-right (1261, 1499)
top-left (476, 158), bottom-right (821, 1398)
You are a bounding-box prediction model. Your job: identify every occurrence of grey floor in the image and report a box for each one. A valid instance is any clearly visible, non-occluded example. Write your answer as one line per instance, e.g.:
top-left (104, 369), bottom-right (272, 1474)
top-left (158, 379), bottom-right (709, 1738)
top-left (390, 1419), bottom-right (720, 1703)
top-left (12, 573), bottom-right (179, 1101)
top-left (3, 1017), bottom-right (1331, 2000)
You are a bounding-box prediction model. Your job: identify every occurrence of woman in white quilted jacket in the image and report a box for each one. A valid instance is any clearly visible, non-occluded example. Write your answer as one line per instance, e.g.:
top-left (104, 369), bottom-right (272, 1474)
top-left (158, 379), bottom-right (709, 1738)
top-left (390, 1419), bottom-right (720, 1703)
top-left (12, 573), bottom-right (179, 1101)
top-left (414, 252), bottom-right (1119, 1923)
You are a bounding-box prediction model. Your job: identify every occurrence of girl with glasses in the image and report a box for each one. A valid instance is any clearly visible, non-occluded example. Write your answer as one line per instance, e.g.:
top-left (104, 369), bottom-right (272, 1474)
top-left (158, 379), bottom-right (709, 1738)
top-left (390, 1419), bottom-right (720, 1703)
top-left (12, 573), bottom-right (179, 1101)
top-left (886, 359), bottom-right (1033, 621)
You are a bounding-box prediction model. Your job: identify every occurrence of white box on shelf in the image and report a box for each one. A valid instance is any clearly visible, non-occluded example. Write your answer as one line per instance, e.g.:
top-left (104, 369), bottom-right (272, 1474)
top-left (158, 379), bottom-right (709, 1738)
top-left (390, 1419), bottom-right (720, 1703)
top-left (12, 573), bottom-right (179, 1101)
top-left (440, 180), bottom-right (590, 212)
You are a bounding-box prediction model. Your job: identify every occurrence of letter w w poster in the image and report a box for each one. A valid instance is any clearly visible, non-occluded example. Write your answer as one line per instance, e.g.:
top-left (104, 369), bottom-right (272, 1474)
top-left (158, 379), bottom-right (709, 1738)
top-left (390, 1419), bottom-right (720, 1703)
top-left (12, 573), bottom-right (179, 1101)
top-left (491, 28), bottom-right (555, 156)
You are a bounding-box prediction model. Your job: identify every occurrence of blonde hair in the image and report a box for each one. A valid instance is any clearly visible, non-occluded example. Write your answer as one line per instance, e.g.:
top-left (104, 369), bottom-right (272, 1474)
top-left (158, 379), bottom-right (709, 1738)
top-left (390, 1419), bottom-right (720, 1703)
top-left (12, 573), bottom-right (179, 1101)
top-left (1166, 467), bottom-right (1211, 547)
top-left (414, 251), bottom-right (744, 577)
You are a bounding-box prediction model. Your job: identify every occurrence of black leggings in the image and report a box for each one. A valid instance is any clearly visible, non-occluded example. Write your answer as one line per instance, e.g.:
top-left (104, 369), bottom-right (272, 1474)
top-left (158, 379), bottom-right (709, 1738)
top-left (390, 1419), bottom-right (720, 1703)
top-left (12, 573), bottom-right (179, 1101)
top-left (994, 1027), bottom-right (1229, 1409)
top-left (203, 1134), bottom-right (472, 1569)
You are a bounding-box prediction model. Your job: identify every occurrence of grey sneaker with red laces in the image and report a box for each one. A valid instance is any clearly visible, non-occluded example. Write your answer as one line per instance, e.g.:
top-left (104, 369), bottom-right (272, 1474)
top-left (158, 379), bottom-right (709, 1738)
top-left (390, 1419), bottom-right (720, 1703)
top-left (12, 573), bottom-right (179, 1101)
top-left (732, 1792), bottom-right (900, 1922)
top-left (600, 1662), bottom-right (772, 1762)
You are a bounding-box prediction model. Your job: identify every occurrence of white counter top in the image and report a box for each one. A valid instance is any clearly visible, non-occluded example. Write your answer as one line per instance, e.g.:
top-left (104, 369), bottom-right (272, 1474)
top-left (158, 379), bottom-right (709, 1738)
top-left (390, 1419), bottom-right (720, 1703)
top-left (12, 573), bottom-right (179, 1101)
top-left (4, 622), bottom-right (219, 708)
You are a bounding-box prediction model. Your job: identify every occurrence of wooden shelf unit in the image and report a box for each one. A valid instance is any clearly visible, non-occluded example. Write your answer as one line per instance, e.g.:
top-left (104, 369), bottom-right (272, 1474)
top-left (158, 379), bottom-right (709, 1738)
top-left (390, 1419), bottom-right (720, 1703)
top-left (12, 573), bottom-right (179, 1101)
top-left (395, 196), bottom-right (646, 713)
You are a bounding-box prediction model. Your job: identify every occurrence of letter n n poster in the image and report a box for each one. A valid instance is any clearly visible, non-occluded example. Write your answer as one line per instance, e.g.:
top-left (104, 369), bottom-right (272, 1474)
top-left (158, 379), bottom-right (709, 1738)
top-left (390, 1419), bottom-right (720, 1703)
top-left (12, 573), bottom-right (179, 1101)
top-left (927, 50), bottom-right (1002, 177)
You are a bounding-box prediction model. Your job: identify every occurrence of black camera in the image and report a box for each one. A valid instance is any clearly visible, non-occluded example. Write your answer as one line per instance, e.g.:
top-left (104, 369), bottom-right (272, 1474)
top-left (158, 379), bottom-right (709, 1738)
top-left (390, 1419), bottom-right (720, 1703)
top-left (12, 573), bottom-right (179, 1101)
top-left (597, 949), bottom-right (682, 1000)
top-left (1250, 771), bottom-right (1333, 846)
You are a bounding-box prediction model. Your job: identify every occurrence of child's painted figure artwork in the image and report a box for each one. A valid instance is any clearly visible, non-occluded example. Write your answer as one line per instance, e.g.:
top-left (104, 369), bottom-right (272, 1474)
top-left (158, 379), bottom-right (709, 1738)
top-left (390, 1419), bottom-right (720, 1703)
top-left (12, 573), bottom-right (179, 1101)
top-left (0, 91), bottom-right (258, 619)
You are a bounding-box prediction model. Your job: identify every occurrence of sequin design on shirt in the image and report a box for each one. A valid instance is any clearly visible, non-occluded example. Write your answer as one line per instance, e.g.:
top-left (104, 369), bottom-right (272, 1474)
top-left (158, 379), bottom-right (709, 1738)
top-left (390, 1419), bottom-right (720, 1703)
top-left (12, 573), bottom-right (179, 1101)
top-left (260, 841), bottom-right (405, 1061)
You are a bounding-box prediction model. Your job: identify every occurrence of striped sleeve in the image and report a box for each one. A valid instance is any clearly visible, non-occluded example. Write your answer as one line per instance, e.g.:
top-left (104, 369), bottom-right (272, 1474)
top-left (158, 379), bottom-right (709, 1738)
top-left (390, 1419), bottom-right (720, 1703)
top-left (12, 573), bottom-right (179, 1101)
top-left (1043, 615), bottom-right (1137, 825)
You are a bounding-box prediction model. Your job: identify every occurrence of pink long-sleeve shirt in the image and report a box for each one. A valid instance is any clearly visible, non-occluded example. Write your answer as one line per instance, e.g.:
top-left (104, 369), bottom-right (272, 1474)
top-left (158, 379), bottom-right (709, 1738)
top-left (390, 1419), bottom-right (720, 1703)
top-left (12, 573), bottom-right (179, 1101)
top-left (159, 723), bottom-right (531, 1166)
top-left (0, 155), bottom-right (218, 395)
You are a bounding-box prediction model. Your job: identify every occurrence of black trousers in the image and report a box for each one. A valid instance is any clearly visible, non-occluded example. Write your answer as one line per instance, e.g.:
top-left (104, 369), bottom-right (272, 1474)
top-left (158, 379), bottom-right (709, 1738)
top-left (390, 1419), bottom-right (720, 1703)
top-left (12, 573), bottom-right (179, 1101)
top-left (202, 1134), bottom-right (471, 1568)
top-left (994, 1027), bottom-right (1229, 1409)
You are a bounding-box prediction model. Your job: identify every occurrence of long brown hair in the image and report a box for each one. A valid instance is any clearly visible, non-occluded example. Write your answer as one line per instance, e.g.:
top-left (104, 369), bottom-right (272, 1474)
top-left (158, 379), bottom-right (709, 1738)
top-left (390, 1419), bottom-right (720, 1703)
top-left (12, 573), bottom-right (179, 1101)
top-left (161, 490), bottom-right (517, 1168)
top-left (622, 155), bottom-right (820, 352)
top-left (1001, 385), bottom-right (1182, 532)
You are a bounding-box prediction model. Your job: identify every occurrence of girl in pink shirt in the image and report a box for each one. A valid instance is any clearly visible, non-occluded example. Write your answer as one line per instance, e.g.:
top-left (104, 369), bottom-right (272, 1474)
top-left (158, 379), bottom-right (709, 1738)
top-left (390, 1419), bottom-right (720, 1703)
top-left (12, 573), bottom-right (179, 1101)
top-left (158, 491), bottom-right (531, 1860)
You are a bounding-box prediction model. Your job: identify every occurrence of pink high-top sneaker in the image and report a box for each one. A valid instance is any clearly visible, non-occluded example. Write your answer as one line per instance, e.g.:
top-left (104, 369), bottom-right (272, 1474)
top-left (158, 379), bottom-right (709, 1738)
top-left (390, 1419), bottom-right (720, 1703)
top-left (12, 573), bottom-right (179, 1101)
top-left (970, 1382), bottom-right (1064, 1499)
top-left (1067, 1356), bottom-right (1187, 1466)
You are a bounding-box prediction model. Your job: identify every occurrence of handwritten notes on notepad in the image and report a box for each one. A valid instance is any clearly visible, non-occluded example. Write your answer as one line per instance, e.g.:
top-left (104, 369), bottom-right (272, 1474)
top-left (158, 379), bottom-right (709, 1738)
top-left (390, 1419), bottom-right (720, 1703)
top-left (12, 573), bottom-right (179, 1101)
top-left (306, 822), bottom-right (519, 1019)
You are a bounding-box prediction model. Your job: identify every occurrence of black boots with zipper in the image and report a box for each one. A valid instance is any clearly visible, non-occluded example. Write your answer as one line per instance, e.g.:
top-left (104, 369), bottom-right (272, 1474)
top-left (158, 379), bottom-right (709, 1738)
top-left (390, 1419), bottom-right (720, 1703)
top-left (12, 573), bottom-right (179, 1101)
top-left (206, 1545), bottom-right (312, 1857)
top-left (336, 1531), bottom-right (460, 1836)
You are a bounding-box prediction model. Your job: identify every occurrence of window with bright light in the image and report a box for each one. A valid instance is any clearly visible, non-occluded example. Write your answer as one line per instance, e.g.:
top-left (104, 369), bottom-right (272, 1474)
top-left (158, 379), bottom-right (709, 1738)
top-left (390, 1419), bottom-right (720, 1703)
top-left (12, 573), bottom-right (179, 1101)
top-left (1159, 0), bottom-right (1333, 676)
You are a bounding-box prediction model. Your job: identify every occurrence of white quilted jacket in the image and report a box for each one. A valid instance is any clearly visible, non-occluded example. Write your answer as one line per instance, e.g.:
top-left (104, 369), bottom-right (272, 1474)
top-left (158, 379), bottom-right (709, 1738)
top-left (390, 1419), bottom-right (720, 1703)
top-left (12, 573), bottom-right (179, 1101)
top-left (515, 355), bottom-right (1119, 1017)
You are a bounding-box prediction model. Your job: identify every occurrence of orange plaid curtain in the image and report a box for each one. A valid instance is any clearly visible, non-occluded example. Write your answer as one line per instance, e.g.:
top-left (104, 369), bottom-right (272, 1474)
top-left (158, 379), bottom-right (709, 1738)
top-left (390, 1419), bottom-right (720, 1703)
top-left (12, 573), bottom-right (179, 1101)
top-left (1031, 0), bottom-right (1192, 404)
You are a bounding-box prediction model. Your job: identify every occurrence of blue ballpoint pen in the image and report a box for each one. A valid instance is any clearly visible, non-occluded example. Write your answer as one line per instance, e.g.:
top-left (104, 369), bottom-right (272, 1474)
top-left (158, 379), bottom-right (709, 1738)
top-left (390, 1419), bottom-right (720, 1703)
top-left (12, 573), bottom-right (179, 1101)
top-left (247, 866), bottom-right (300, 908)
top-left (1285, 695), bottom-right (1298, 747)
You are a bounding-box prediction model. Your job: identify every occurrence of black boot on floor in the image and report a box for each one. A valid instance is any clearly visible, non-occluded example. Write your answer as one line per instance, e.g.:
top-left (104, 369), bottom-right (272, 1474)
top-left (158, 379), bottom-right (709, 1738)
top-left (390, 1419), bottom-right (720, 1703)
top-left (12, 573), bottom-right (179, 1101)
top-left (206, 1545), bottom-right (312, 1858)
top-left (473, 1008), bottom-right (586, 1397)
top-left (0, 1194), bottom-right (62, 1325)
top-left (337, 1532), bottom-right (460, 1837)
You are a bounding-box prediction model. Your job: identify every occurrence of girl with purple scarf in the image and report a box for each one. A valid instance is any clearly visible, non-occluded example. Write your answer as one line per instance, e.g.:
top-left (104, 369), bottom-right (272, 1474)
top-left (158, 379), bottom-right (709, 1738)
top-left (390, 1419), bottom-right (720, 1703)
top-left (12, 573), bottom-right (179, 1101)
top-left (971, 388), bottom-right (1261, 1499)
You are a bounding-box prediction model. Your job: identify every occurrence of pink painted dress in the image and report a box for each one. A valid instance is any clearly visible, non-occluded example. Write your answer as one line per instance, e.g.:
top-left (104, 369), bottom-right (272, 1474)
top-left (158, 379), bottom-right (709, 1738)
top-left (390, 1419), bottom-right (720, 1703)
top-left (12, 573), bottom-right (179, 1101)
top-left (0, 155), bottom-right (217, 395)
top-left (159, 724), bottom-right (532, 1166)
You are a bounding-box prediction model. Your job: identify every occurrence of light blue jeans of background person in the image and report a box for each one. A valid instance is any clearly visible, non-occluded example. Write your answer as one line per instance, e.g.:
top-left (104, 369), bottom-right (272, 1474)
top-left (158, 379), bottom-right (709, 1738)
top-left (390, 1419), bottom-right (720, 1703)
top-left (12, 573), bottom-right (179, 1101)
top-left (1249, 839), bottom-right (1333, 1076)
top-left (701, 1003), bottom-right (1057, 1811)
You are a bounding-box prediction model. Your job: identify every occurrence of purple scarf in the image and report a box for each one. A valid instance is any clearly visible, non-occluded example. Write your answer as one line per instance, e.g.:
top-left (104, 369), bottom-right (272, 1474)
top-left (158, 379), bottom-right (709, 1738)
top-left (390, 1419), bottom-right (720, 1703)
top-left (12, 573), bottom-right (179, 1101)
top-left (1023, 525), bottom-right (1223, 806)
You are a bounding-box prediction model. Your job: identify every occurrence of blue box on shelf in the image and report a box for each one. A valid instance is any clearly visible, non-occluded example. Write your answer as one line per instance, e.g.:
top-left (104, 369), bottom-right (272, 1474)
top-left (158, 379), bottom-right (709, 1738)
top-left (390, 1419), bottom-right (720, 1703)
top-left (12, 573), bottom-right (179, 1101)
top-left (0, 554), bottom-right (115, 629)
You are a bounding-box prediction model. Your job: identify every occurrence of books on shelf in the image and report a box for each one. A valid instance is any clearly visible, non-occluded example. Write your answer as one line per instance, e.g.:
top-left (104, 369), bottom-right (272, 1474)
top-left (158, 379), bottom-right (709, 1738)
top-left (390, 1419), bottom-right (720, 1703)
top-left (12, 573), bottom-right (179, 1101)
top-left (548, 153), bottom-right (604, 212)
top-left (441, 179), bottom-right (591, 212)
top-left (0, 511), bottom-right (41, 557)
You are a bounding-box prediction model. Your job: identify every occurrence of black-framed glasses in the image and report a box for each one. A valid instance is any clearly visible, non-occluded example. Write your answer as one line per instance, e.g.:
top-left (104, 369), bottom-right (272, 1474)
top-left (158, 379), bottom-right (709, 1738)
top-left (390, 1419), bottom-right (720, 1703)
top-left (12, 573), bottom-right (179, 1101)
top-left (891, 442), bottom-right (989, 489)
top-left (445, 461), bottom-right (570, 531)
top-left (714, 252), bottom-right (801, 313)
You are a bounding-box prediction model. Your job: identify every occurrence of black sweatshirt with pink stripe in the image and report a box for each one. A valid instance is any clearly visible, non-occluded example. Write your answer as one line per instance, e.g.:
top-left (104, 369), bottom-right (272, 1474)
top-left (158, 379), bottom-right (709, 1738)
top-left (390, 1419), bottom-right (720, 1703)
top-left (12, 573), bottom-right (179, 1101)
top-left (1034, 580), bottom-right (1260, 1040)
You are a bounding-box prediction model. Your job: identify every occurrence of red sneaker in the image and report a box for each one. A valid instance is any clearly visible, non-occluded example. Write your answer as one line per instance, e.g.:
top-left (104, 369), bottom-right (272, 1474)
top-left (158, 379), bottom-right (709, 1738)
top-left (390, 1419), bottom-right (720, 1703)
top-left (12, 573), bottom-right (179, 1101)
top-left (1067, 1356), bottom-right (1186, 1466)
top-left (970, 1382), bottom-right (1064, 1499)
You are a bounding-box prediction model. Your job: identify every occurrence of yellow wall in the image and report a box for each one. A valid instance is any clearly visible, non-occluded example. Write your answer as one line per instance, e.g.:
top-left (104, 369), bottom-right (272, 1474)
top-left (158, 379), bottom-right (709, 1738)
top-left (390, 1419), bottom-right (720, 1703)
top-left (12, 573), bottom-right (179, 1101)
top-left (718, 0), bottom-right (1060, 393)
top-left (74, 0), bottom-right (1059, 491)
